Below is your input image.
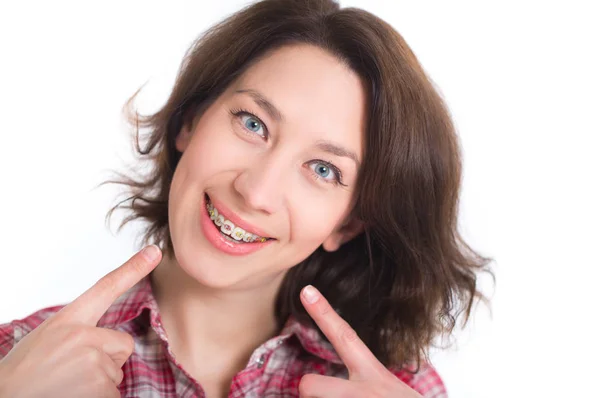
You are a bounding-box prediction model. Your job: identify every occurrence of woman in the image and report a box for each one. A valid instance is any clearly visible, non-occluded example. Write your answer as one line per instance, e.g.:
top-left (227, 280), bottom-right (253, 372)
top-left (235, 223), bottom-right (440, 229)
top-left (0, 0), bottom-right (491, 396)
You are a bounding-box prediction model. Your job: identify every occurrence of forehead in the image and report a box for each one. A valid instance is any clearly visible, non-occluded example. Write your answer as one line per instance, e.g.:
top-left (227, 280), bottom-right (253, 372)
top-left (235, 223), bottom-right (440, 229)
top-left (228, 44), bottom-right (367, 161)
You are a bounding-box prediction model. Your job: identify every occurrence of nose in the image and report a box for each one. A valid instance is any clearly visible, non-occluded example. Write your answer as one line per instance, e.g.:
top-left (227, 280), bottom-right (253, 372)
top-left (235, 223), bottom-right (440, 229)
top-left (233, 153), bottom-right (286, 215)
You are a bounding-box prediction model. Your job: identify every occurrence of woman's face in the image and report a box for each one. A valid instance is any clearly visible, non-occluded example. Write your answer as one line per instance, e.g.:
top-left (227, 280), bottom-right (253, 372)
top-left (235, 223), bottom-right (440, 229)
top-left (170, 44), bottom-right (366, 289)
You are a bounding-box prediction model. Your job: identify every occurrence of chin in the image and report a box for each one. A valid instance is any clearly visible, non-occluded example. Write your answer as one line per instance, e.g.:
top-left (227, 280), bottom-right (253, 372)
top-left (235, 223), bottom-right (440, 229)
top-left (171, 243), bottom-right (252, 289)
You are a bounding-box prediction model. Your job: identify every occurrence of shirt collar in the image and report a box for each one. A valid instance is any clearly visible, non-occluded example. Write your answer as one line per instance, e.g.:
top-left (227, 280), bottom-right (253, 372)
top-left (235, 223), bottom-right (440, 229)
top-left (279, 316), bottom-right (343, 365)
top-left (97, 275), bottom-right (343, 365)
top-left (96, 274), bottom-right (157, 328)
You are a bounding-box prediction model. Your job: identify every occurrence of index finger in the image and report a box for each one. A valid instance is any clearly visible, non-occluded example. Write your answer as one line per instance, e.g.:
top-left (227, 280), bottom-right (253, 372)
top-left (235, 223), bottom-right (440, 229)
top-left (300, 285), bottom-right (385, 378)
top-left (58, 245), bottom-right (162, 325)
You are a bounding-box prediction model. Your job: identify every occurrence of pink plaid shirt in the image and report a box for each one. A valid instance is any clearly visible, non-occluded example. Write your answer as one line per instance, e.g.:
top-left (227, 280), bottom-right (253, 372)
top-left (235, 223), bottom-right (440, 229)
top-left (0, 276), bottom-right (447, 397)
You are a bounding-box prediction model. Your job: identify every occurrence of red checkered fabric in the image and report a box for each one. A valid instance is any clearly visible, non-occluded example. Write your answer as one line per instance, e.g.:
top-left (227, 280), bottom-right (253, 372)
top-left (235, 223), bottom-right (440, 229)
top-left (0, 276), bottom-right (447, 397)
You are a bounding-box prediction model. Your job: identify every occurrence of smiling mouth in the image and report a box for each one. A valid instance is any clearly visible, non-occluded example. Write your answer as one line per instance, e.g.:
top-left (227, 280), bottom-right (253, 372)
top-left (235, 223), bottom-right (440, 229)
top-left (205, 195), bottom-right (273, 243)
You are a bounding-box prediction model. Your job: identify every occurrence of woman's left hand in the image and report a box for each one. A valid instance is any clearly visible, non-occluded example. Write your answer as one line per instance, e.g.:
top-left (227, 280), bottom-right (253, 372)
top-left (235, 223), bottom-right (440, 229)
top-left (298, 285), bottom-right (423, 398)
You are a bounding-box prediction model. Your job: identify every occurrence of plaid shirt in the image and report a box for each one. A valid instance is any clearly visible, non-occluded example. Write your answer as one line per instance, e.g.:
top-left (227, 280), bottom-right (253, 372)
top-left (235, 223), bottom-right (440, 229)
top-left (0, 276), bottom-right (447, 397)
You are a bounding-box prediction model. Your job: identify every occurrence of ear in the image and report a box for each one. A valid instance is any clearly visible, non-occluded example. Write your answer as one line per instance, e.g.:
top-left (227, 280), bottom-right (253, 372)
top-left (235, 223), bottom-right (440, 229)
top-left (175, 123), bottom-right (193, 153)
top-left (321, 216), bottom-right (364, 252)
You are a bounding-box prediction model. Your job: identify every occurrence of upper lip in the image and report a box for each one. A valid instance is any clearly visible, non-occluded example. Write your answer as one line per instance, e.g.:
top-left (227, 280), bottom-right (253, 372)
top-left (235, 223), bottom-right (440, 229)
top-left (206, 194), bottom-right (274, 239)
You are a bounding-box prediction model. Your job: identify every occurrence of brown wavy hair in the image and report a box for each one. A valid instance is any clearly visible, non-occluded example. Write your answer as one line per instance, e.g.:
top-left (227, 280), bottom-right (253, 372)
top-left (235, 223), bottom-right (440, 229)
top-left (106, 0), bottom-right (493, 369)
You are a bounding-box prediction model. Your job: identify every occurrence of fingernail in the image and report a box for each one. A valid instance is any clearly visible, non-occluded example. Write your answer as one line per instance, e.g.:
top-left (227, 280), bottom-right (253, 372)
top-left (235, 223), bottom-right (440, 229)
top-left (302, 285), bottom-right (320, 304)
top-left (142, 245), bottom-right (161, 261)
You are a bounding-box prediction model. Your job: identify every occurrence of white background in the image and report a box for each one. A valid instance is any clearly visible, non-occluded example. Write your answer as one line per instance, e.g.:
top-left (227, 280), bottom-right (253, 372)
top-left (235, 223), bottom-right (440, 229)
top-left (1, 1), bottom-right (598, 397)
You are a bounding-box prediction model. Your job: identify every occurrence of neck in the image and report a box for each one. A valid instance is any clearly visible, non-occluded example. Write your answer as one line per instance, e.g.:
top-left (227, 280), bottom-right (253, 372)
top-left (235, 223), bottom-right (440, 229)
top-left (150, 251), bottom-right (285, 371)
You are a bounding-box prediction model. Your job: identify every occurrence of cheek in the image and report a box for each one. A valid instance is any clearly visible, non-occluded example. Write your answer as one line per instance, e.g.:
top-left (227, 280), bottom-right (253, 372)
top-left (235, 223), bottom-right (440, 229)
top-left (169, 119), bottom-right (231, 213)
top-left (183, 119), bottom-right (241, 179)
top-left (290, 194), bottom-right (349, 244)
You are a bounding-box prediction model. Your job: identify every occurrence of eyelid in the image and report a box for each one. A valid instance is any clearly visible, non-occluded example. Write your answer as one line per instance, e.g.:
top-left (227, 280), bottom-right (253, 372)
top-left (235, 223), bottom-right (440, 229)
top-left (230, 108), bottom-right (269, 140)
top-left (307, 160), bottom-right (347, 187)
top-left (229, 108), bottom-right (348, 188)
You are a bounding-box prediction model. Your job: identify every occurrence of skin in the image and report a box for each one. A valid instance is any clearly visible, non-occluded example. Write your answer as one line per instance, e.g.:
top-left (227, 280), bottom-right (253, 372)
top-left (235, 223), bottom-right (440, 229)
top-left (151, 44), bottom-right (368, 395)
top-left (0, 246), bottom-right (163, 398)
top-left (298, 285), bottom-right (422, 398)
top-left (0, 44), bottom-right (422, 397)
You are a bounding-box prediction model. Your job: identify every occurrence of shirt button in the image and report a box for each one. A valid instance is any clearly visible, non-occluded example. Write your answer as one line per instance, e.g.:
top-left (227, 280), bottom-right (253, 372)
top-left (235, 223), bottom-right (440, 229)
top-left (256, 354), bottom-right (266, 368)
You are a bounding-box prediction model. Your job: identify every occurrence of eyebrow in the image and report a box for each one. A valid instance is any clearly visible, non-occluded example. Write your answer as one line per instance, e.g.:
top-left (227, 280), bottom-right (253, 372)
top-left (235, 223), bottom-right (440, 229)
top-left (235, 88), bottom-right (360, 167)
top-left (234, 89), bottom-right (283, 122)
top-left (315, 140), bottom-right (361, 168)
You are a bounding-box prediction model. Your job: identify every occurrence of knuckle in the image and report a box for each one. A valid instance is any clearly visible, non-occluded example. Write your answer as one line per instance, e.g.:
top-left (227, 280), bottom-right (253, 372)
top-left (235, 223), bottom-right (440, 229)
top-left (298, 374), bottom-right (316, 395)
top-left (96, 272), bottom-right (119, 296)
top-left (127, 256), bottom-right (147, 275)
top-left (337, 321), bottom-right (358, 344)
top-left (115, 367), bottom-right (125, 385)
top-left (43, 318), bottom-right (65, 333)
top-left (121, 332), bottom-right (135, 354)
top-left (86, 347), bottom-right (103, 364)
top-left (67, 326), bottom-right (89, 344)
top-left (318, 302), bottom-right (331, 316)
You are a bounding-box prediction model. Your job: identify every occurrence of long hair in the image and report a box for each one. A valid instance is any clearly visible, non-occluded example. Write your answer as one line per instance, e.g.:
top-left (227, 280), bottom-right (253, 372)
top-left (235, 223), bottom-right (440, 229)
top-left (105, 0), bottom-right (493, 369)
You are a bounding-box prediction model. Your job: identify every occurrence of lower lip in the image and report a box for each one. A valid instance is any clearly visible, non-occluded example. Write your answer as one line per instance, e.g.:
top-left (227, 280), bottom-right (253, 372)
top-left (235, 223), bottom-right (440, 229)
top-left (200, 196), bottom-right (274, 256)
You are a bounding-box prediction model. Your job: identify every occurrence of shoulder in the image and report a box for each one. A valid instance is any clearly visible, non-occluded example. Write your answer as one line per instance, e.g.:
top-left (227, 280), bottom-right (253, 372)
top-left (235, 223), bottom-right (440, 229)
top-left (0, 305), bottom-right (65, 360)
top-left (391, 362), bottom-right (447, 398)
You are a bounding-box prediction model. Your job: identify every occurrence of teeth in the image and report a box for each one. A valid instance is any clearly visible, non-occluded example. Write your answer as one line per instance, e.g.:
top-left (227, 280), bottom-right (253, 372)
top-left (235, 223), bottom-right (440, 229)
top-left (242, 232), bottom-right (254, 242)
top-left (231, 227), bottom-right (245, 241)
top-left (220, 220), bottom-right (234, 235)
top-left (209, 207), bottom-right (218, 221)
top-left (206, 199), bottom-right (269, 243)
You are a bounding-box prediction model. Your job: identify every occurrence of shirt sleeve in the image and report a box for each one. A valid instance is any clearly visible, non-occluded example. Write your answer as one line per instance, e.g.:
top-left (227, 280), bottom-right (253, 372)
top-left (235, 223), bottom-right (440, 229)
top-left (392, 362), bottom-right (448, 398)
top-left (0, 321), bottom-right (15, 360)
top-left (0, 305), bottom-right (65, 361)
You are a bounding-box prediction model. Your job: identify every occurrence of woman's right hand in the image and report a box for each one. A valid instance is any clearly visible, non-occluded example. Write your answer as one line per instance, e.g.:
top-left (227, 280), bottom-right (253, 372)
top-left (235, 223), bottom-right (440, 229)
top-left (0, 245), bottom-right (162, 398)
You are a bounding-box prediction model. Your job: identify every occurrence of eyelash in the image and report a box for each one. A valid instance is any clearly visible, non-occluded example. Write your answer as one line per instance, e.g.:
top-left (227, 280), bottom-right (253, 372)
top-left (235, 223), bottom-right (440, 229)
top-left (228, 108), bottom-right (347, 187)
top-left (229, 107), bottom-right (269, 140)
top-left (309, 160), bottom-right (346, 187)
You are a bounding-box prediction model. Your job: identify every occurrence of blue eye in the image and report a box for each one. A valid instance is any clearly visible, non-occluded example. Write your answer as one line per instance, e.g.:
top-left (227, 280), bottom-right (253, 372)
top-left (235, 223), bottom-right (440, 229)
top-left (314, 163), bottom-right (331, 179)
top-left (241, 114), bottom-right (264, 136)
top-left (229, 108), bottom-right (267, 139)
top-left (308, 161), bottom-right (345, 186)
